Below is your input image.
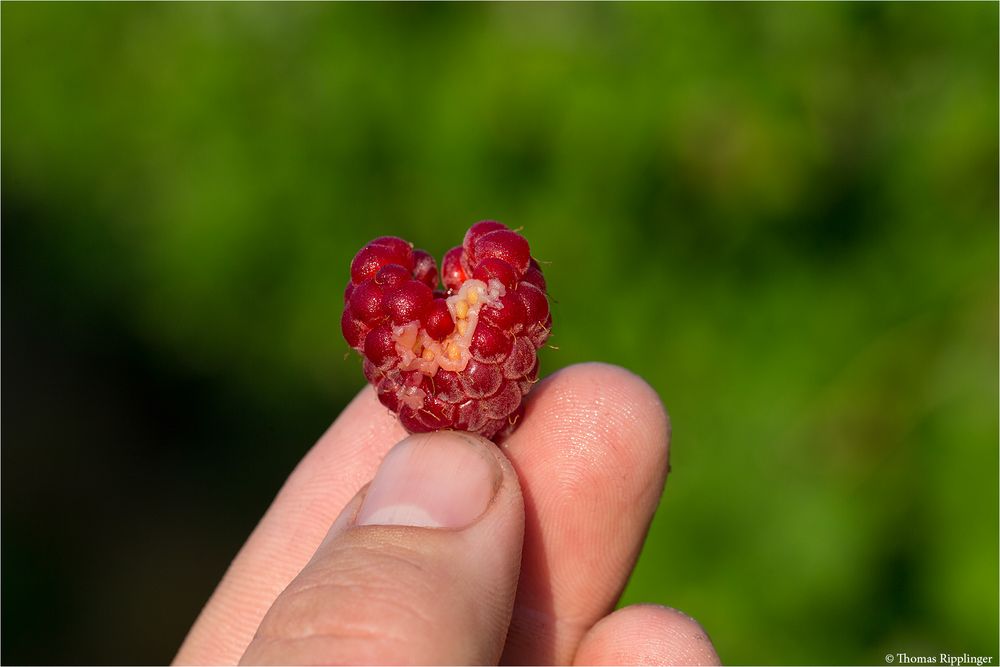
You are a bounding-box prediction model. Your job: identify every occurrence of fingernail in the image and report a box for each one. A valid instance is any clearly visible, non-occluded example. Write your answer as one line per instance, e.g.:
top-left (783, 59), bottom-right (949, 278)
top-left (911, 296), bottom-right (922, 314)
top-left (356, 432), bottom-right (501, 529)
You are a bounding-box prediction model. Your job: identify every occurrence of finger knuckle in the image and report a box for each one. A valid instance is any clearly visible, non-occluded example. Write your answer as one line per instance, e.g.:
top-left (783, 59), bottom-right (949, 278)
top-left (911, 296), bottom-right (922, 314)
top-left (252, 539), bottom-right (444, 655)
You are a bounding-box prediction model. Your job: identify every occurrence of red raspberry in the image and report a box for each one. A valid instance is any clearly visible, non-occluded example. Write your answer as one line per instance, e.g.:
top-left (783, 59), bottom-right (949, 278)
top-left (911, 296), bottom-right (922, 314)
top-left (341, 221), bottom-right (551, 441)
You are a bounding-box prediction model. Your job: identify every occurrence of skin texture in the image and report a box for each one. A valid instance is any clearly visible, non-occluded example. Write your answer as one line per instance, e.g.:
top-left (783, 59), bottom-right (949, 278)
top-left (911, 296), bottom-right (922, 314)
top-left (174, 363), bottom-right (721, 665)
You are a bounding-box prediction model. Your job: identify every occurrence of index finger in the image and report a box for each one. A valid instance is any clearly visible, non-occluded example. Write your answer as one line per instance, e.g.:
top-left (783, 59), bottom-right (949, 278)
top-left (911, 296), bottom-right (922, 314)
top-left (174, 386), bottom-right (407, 665)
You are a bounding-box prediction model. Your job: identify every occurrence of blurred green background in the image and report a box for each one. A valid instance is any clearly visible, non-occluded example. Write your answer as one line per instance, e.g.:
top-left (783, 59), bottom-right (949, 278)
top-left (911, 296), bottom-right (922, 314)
top-left (2, 3), bottom-right (997, 665)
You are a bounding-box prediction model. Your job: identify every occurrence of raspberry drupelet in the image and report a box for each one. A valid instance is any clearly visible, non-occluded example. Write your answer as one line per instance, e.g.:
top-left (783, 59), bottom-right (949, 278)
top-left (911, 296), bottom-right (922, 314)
top-left (341, 221), bottom-right (551, 441)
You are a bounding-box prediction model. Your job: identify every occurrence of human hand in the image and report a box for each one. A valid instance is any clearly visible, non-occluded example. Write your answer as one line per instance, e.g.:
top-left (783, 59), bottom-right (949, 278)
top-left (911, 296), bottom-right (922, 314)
top-left (174, 363), bottom-right (720, 665)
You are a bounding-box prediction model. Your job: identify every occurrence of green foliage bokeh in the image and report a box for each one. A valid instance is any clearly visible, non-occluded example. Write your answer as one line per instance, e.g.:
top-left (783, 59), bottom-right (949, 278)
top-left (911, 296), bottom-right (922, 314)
top-left (2, 3), bottom-right (997, 664)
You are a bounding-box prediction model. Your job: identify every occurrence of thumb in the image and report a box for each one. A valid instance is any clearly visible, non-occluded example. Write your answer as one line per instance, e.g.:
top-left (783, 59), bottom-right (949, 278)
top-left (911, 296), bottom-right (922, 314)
top-left (240, 431), bottom-right (524, 666)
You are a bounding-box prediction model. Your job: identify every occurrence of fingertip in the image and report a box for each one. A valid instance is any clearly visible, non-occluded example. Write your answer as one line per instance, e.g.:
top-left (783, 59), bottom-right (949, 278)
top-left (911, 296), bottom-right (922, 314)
top-left (574, 604), bottom-right (721, 666)
top-left (549, 361), bottom-right (671, 456)
top-left (353, 430), bottom-right (510, 530)
top-left (517, 361), bottom-right (671, 492)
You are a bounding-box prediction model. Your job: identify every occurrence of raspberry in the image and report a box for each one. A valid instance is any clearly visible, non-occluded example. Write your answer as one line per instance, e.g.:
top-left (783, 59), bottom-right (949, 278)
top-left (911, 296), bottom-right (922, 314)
top-left (341, 221), bottom-right (550, 441)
